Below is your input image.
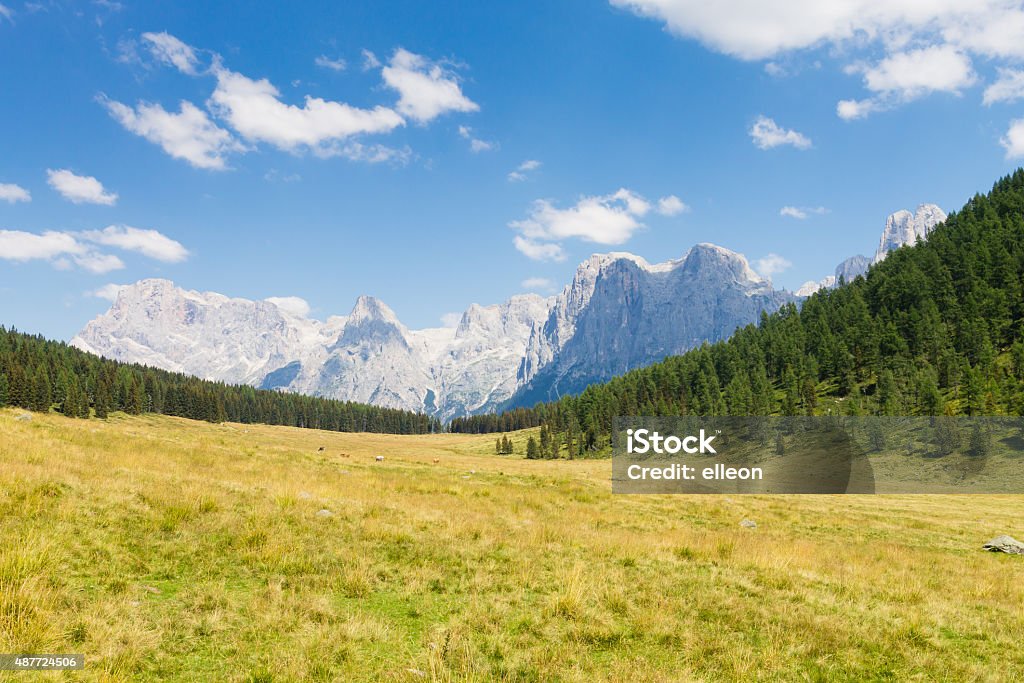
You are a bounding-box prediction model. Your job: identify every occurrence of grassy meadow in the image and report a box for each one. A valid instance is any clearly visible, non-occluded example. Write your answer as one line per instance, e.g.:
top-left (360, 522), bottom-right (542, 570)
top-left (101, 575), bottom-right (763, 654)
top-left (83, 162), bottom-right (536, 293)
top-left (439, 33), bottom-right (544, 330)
top-left (2, 408), bottom-right (1024, 681)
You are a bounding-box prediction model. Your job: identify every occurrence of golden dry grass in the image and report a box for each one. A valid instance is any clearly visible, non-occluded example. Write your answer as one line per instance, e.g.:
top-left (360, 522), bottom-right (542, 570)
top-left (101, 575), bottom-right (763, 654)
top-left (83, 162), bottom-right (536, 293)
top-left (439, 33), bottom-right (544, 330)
top-left (1, 408), bottom-right (1023, 681)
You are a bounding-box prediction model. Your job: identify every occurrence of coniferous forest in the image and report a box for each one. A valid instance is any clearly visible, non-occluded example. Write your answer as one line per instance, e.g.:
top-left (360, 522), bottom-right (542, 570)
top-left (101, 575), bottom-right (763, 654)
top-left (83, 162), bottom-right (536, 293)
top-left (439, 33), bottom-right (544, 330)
top-left (450, 170), bottom-right (1024, 456)
top-left (0, 327), bottom-right (439, 434)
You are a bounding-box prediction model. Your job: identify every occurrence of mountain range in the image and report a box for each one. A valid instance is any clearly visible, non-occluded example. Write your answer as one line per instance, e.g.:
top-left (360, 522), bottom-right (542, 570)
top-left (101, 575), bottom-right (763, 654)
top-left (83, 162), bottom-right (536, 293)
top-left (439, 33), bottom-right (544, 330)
top-left (71, 205), bottom-right (945, 420)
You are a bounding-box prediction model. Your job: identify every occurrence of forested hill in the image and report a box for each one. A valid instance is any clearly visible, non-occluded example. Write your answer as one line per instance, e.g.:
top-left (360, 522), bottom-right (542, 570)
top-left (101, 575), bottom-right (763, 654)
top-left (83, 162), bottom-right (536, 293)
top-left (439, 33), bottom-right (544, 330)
top-left (0, 327), bottom-right (439, 434)
top-left (450, 169), bottom-right (1024, 455)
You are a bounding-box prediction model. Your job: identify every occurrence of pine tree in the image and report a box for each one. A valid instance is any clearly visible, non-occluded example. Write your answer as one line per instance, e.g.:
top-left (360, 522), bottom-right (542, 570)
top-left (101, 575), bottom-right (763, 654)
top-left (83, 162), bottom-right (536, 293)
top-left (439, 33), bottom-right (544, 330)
top-left (32, 365), bottom-right (51, 413)
top-left (526, 436), bottom-right (539, 459)
top-left (969, 421), bottom-right (992, 456)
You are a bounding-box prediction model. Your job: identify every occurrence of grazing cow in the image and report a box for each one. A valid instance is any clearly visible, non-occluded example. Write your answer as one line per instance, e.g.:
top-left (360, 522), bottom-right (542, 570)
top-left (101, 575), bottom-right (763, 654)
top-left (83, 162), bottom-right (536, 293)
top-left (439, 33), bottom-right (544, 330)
top-left (317, 446), bottom-right (326, 453)
top-left (340, 453), bottom-right (350, 458)
top-left (375, 455), bottom-right (384, 462)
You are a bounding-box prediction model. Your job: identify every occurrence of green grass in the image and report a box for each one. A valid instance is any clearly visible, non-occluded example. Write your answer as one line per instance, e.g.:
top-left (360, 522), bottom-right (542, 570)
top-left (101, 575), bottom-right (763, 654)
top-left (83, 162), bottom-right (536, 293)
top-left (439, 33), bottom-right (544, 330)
top-left (1, 408), bottom-right (1023, 681)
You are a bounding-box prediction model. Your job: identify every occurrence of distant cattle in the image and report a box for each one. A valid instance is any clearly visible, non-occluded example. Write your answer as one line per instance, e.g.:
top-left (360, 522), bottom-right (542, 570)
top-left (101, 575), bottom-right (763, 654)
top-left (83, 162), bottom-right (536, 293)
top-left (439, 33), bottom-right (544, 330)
top-left (317, 446), bottom-right (326, 453)
top-left (340, 453), bottom-right (350, 458)
top-left (432, 458), bottom-right (440, 464)
top-left (375, 456), bottom-right (385, 462)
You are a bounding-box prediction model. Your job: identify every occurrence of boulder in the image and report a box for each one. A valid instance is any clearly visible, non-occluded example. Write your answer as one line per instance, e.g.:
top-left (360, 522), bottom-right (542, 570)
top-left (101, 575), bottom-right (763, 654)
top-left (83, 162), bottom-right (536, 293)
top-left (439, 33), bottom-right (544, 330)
top-left (983, 535), bottom-right (1024, 554)
top-left (739, 519), bottom-right (757, 529)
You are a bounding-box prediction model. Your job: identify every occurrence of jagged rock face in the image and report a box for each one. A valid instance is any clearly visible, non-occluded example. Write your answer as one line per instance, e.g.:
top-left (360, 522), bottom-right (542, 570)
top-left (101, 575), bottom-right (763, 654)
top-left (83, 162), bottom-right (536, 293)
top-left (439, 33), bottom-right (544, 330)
top-left (834, 255), bottom-right (871, 283)
top-left (874, 204), bottom-right (946, 263)
top-left (508, 244), bottom-right (794, 406)
top-left (71, 279), bottom-right (336, 386)
top-left (70, 244), bottom-right (796, 419)
top-left (431, 295), bottom-right (553, 419)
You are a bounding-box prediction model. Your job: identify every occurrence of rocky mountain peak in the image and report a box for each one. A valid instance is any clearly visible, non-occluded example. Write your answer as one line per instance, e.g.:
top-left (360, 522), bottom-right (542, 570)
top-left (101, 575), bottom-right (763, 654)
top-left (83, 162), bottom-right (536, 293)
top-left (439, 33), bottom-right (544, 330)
top-left (682, 243), bottom-right (770, 291)
top-left (874, 203), bottom-right (946, 263)
top-left (348, 295), bottom-right (401, 326)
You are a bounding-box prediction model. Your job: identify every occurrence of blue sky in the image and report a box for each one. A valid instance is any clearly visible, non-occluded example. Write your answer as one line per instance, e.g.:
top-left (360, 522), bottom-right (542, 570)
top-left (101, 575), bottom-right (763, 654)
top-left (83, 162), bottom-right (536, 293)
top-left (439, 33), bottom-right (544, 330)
top-left (2, 0), bottom-right (1024, 340)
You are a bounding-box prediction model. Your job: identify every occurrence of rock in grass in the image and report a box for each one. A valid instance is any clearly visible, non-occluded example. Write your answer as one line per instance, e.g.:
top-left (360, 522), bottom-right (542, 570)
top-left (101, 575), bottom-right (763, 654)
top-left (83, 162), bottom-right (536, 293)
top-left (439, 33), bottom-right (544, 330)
top-left (15, 413), bottom-right (32, 422)
top-left (983, 535), bottom-right (1024, 554)
top-left (316, 509), bottom-right (333, 518)
top-left (740, 519), bottom-right (757, 529)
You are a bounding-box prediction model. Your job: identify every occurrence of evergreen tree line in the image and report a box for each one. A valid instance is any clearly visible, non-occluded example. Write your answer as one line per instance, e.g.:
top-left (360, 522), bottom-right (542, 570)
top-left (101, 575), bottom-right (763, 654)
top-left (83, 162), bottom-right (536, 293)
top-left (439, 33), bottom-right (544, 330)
top-left (0, 327), bottom-right (439, 434)
top-left (452, 169), bottom-right (1024, 455)
top-left (449, 406), bottom-right (545, 434)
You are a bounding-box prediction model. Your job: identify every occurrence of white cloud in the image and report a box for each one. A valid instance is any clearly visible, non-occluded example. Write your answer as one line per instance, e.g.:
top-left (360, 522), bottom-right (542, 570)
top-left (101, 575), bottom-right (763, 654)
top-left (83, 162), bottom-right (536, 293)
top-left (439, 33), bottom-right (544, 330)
top-left (508, 159), bottom-right (542, 182)
top-left (842, 49), bottom-right (976, 119)
top-left (323, 141), bottom-right (412, 164)
top-left (0, 183), bottom-right (30, 203)
top-left (657, 195), bottom-right (689, 216)
top-left (102, 97), bottom-right (244, 170)
top-left (208, 63), bottom-right (405, 153)
top-left (984, 68), bottom-right (1024, 105)
top-left (860, 46), bottom-right (975, 98)
top-left (73, 251), bottom-right (125, 274)
top-left (836, 98), bottom-right (880, 121)
top-left (754, 253), bottom-right (792, 277)
top-left (381, 48), bottom-right (479, 123)
top-left (512, 189), bottom-right (650, 245)
top-left (749, 116), bottom-right (811, 150)
top-left (0, 229), bottom-right (123, 273)
top-left (609, 1), bottom-right (1024, 61)
top-left (521, 277), bottom-right (555, 291)
top-left (458, 125), bottom-right (495, 152)
top-left (142, 31), bottom-right (200, 74)
top-left (0, 230), bottom-right (82, 262)
top-left (839, 45), bottom-right (976, 117)
top-left (80, 225), bottom-right (189, 263)
top-left (361, 49), bottom-right (381, 70)
top-left (1001, 118), bottom-right (1024, 158)
top-left (780, 205), bottom-right (828, 219)
top-left (314, 55), bottom-right (347, 72)
top-left (511, 188), bottom-right (657, 260)
top-left (92, 283), bottom-right (127, 302)
top-left (513, 236), bottom-right (566, 262)
top-left (46, 169), bottom-right (118, 205)
top-left (610, 0), bottom-right (1024, 137)
top-left (108, 33), bottom-right (488, 171)
top-left (0, 224), bottom-right (188, 272)
top-left (0, 4), bottom-right (12, 22)
top-left (440, 312), bottom-right (462, 328)
top-left (266, 296), bottom-right (311, 318)
top-left (113, 34), bottom-right (477, 166)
